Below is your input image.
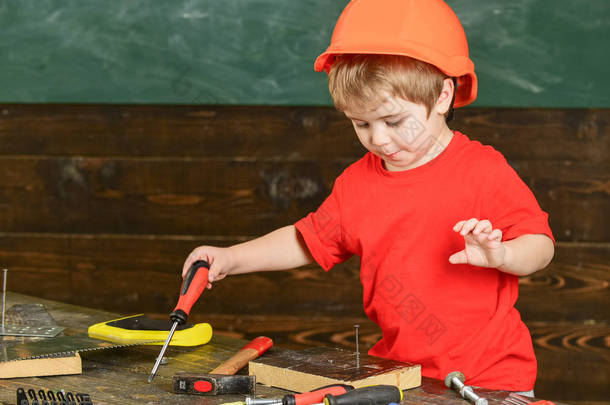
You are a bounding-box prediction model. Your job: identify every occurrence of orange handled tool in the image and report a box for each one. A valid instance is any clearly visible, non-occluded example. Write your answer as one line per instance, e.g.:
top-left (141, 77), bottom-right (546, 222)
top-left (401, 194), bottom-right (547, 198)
top-left (210, 336), bottom-right (273, 375)
top-left (247, 384), bottom-right (353, 405)
top-left (148, 260), bottom-right (210, 383)
top-left (316, 385), bottom-right (403, 405)
top-left (287, 384), bottom-right (353, 405)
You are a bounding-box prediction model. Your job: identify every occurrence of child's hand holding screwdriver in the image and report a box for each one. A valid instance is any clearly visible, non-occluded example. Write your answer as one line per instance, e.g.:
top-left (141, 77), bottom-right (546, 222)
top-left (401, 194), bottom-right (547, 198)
top-left (182, 225), bottom-right (314, 289)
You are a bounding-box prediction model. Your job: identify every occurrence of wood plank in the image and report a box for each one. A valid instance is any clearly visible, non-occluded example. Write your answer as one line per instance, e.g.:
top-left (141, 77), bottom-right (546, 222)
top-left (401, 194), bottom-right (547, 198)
top-left (1, 105), bottom-right (608, 241)
top-left (249, 347), bottom-right (421, 392)
top-left (1, 233), bottom-right (607, 322)
top-left (517, 242), bottom-right (610, 321)
top-left (528, 321), bottom-right (610, 403)
top-left (0, 353), bottom-right (81, 379)
top-left (0, 105), bottom-right (607, 163)
top-left (0, 156), bottom-right (344, 236)
top-left (512, 161), bottom-right (610, 242)
top-left (0, 155), bottom-right (608, 240)
top-left (454, 108), bottom-right (609, 164)
top-left (0, 104), bottom-right (360, 158)
top-left (0, 233), bottom-right (364, 317)
top-left (195, 313), bottom-right (381, 351)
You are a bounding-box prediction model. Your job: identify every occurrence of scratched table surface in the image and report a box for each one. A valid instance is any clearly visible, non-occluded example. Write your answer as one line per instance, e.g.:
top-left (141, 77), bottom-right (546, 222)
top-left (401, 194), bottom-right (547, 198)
top-left (0, 292), bottom-right (567, 405)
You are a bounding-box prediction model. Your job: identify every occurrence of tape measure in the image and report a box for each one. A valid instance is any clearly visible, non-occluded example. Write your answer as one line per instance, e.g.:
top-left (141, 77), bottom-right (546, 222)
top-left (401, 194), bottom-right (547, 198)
top-left (88, 314), bottom-right (212, 346)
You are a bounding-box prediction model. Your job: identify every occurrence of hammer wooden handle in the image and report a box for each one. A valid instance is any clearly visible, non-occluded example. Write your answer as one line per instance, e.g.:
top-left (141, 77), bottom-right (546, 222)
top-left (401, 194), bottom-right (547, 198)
top-left (210, 336), bottom-right (273, 375)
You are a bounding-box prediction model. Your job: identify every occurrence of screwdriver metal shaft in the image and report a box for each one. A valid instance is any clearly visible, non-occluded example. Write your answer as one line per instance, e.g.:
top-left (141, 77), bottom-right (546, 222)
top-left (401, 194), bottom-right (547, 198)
top-left (2, 269), bottom-right (7, 333)
top-left (148, 321), bottom-right (179, 382)
top-left (147, 260), bottom-right (210, 383)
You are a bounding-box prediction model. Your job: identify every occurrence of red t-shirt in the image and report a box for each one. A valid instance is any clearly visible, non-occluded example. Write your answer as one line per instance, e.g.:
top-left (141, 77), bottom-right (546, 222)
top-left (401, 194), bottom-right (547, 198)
top-left (295, 131), bottom-right (554, 391)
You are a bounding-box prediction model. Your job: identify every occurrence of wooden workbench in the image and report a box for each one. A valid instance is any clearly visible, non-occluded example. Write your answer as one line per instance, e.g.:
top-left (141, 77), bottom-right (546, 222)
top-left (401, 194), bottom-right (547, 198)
top-left (0, 292), bottom-right (564, 405)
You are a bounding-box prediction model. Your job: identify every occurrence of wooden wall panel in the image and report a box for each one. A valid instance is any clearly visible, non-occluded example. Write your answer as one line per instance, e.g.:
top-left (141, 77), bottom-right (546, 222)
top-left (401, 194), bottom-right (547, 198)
top-left (2, 157), bottom-right (607, 239)
top-left (0, 233), bottom-right (607, 325)
top-left (1, 106), bottom-right (607, 163)
top-left (1, 105), bottom-right (608, 242)
top-left (0, 104), bottom-right (608, 403)
top-left (0, 157), bottom-right (340, 235)
top-left (0, 233), bottom-right (364, 317)
top-left (1, 233), bottom-right (608, 322)
top-left (0, 105), bottom-right (359, 158)
top-left (517, 243), bottom-right (610, 322)
top-left (529, 321), bottom-right (610, 403)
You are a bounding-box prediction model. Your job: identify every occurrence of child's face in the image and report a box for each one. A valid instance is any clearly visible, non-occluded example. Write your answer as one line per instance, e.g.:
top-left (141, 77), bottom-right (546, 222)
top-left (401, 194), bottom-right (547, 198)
top-left (344, 92), bottom-right (450, 172)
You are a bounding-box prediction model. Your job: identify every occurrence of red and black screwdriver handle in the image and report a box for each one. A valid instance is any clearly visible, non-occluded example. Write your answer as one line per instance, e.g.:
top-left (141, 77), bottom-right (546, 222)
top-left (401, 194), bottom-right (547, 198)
top-left (322, 385), bottom-right (403, 405)
top-left (170, 260), bottom-right (210, 325)
top-left (283, 384), bottom-right (354, 405)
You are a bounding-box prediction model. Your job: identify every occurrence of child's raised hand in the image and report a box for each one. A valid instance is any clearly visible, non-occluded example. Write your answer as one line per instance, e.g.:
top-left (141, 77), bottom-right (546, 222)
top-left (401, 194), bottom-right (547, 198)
top-left (449, 218), bottom-right (506, 269)
top-left (182, 245), bottom-right (234, 289)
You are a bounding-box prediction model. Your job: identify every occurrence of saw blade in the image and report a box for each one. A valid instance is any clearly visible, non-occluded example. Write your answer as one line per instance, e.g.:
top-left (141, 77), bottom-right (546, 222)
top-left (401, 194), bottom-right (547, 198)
top-left (1, 303), bottom-right (65, 337)
top-left (5, 303), bottom-right (58, 326)
top-left (0, 324), bottom-right (64, 337)
top-left (1, 334), bottom-right (162, 362)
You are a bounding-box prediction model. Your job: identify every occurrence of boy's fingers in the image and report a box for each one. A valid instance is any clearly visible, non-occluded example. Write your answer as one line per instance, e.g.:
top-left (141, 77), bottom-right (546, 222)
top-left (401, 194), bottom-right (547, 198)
top-left (183, 250), bottom-right (198, 275)
top-left (208, 270), bottom-right (225, 283)
top-left (460, 218), bottom-right (479, 235)
top-left (452, 220), bottom-right (468, 231)
top-left (475, 231), bottom-right (491, 244)
top-left (182, 258), bottom-right (192, 277)
top-left (488, 229), bottom-right (503, 241)
top-left (182, 255), bottom-right (198, 277)
top-left (453, 218), bottom-right (474, 232)
top-left (182, 248), bottom-right (211, 277)
top-left (473, 219), bottom-right (492, 235)
top-left (449, 250), bottom-right (467, 264)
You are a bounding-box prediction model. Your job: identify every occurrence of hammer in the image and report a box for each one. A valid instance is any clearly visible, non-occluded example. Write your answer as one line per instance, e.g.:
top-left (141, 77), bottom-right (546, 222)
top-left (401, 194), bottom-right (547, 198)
top-left (445, 371), bottom-right (488, 405)
top-left (173, 336), bottom-right (273, 396)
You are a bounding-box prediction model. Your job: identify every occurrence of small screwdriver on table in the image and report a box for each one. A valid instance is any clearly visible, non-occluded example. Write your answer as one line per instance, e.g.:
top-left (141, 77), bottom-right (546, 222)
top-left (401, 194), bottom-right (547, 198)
top-left (311, 385), bottom-right (403, 405)
top-left (148, 259), bottom-right (210, 383)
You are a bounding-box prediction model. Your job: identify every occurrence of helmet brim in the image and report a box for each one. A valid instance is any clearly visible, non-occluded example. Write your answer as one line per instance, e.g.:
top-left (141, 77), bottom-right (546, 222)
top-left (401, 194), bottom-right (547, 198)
top-left (314, 51), bottom-right (477, 108)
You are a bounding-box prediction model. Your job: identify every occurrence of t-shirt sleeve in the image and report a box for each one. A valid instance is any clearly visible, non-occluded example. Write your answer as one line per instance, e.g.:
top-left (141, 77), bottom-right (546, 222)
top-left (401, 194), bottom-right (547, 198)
top-left (294, 177), bottom-right (352, 271)
top-left (483, 155), bottom-right (555, 244)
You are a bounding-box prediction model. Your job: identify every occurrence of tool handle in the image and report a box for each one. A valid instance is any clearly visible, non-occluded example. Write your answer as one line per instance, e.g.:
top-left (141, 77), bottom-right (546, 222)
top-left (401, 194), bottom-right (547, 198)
top-left (210, 336), bottom-right (273, 375)
top-left (172, 373), bottom-right (256, 396)
top-left (170, 260), bottom-right (210, 324)
top-left (286, 384), bottom-right (354, 405)
top-left (324, 385), bottom-right (402, 405)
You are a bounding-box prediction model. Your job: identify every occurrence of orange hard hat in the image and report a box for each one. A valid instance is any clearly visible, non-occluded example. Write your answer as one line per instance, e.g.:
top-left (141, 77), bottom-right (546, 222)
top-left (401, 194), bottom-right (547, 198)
top-left (315, 0), bottom-right (477, 108)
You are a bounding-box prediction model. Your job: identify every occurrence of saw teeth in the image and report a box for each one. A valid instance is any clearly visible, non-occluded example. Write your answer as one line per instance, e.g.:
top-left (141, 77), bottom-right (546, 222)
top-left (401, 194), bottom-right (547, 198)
top-left (7, 340), bottom-right (162, 361)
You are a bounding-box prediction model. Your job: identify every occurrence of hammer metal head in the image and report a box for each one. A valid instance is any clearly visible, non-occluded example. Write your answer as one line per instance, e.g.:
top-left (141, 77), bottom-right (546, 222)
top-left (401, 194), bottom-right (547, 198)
top-left (173, 373), bottom-right (256, 396)
top-left (444, 371), bottom-right (465, 388)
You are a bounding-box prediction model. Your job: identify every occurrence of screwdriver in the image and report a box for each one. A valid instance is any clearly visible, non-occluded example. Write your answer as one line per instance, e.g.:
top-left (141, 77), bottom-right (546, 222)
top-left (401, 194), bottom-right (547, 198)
top-left (312, 385), bottom-right (403, 405)
top-left (148, 259), bottom-right (210, 383)
top-left (246, 384), bottom-right (354, 405)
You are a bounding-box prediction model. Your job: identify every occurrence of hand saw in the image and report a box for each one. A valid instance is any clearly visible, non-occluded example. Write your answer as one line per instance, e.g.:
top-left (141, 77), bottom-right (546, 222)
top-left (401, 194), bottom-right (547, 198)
top-left (1, 334), bottom-right (162, 362)
top-left (1, 334), bottom-right (162, 378)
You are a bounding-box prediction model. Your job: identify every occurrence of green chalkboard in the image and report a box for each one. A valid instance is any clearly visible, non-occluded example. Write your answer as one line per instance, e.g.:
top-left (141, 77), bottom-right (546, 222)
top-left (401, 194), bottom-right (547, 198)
top-left (0, 0), bottom-right (608, 107)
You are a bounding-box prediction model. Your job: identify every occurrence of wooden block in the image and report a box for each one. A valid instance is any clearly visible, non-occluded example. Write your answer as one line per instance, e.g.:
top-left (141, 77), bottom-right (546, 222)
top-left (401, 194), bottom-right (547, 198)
top-left (249, 347), bottom-right (420, 393)
top-left (0, 352), bottom-right (82, 379)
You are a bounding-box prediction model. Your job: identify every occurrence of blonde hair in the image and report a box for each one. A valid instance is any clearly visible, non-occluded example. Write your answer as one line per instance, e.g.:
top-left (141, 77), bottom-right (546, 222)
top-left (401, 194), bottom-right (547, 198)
top-left (328, 54), bottom-right (449, 116)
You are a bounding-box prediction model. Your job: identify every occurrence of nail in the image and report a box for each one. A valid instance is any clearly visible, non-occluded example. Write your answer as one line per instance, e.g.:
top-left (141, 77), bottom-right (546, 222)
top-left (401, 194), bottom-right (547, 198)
top-left (354, 324), bottom-right (360, 369)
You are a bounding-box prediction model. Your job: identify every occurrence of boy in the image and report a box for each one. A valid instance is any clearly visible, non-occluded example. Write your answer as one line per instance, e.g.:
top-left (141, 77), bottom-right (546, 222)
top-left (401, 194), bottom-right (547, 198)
top-left (182, 0), bottom-right (555, 393)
